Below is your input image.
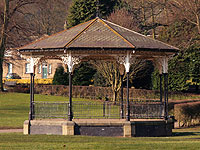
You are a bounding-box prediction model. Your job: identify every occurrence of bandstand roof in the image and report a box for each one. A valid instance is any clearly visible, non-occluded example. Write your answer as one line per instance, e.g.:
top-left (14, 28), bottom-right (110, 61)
top-left (18, 17), bottom-right (178, 58)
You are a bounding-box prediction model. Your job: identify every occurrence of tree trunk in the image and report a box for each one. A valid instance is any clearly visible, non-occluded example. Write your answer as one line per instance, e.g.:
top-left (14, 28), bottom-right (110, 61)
top-left (0, 0), bottom-right (9, 92)
top-left (151, 4), bottom-right (156, 39)
top-left (196, 14), bottom-right (200, 34)
top-left (0, 57), bottom-right (4, 91)
top-left (164, 0), bottom-right (169, 25)
top-left (142, 0), bottom-right (146, 26)
top-left (112, 90), bottom-right (117, 104)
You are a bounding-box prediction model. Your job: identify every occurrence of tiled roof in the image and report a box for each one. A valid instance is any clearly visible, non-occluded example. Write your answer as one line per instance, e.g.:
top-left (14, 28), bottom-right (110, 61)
top-left (19, 19), bottom-right (94, 49)
top-left (104, 20), bottom-right (178, 50)
top-left (19, 17), bottom-right (178, 52)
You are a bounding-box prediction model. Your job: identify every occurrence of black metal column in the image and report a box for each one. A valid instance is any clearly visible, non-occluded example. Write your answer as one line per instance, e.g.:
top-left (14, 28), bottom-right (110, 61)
top-left (126, 72), bottom-right (130, 121)
top-left (29, 73), bottom-right (33, 121)
top-left (68, 72), bottom-right (73, 121)
top-left (164, 73), bottom-right (168, 120)
top-left (159, 74), bottom-right (163, 103)
top-left (120, 75), bottom-right (124, 119)
top-left (32, 74), bottom-right (35, 119)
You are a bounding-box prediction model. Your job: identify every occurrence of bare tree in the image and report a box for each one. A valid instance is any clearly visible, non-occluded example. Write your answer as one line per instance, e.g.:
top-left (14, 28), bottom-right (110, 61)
top-left (107, 8), bottom-right (140, 32)
top-left (0, 0), bottom-right (9, 91)
top-left (122, 0), bottom-right (170, 37)
top-left (170, 0), bottom-right (200, 34)
top-left (0, 0), bottom-right (37, 91)
top-left (24, 0), bottom-right (71, 36)
top-left (91, 59), bottom-right (146, 102)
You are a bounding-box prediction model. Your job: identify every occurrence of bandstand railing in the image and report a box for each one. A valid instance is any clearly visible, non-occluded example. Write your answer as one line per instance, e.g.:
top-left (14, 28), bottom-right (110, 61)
top-left (32, 100), bottom-right (164, 120)
top-left (33, 101), bottom-right (69, 119)
top-left (129, 101), bottom-right (164, 119)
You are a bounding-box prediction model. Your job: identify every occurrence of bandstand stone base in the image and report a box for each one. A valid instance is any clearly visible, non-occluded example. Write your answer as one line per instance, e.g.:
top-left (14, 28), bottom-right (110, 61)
top-left (23, 119), bottom-right (174, 137)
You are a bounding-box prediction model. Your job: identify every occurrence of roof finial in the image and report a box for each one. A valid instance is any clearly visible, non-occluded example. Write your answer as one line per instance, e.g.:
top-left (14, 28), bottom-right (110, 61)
top-left (96, 0), bottom-right (100, 18)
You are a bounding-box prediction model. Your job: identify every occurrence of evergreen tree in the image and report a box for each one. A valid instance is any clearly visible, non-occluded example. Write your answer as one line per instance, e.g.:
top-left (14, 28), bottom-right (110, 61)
top-left (93, 71), bottom-right (107, 87)
top-left (67, 0), bottom-right (121, 27)
top-left (152, 45), bottom-right (200, 92)
top-left (72, 62), bottom-right (96, 86)
top-left (53, 66), bottom-right (69, 85)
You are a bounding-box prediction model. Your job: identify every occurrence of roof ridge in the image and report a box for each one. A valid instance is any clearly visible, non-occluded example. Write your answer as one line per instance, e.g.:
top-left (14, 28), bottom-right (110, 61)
top-left (102, 19), bottom-right (179, 50)
top-left (99, 18), bottom-right (135, 48)
top-left (64, 18), bottom-right (98, 48)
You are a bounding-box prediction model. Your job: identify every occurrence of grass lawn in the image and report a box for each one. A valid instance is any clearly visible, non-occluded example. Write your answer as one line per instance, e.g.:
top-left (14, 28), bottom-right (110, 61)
top-left (0, 92), bottom-right (92, 129)
top-left (0, 127), bottom-right (200, 150)
top-left (1, 92), bottom-right (200, 128)
top-left (1, 92), bottom-right (200, 149)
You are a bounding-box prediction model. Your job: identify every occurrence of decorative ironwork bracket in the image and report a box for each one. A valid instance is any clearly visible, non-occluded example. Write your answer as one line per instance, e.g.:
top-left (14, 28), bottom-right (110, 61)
top-left (26, 56), bottom-right (43, 73)
top-left (60, 53), bottom-right (82, 72)
top-left (117, 52), bottom-right (136, 73)
top-left (153, 56), bottom-right (168, 74)
top-left (162, 56), bottom-right (168, 74)
top-left (153, 58), bottom-right (163, 74)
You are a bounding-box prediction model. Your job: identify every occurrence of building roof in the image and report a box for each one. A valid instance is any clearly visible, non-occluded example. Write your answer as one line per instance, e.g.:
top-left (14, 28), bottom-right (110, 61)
top-left (18, 17), bottom-right (178, 52)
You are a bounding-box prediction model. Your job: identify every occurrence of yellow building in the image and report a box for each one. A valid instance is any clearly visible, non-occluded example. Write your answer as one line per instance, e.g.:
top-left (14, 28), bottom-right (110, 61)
top-left (3, 50), bottom-right (65, 80)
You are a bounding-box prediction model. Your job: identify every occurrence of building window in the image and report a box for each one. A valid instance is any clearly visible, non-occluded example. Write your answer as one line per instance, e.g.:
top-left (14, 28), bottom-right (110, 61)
top-left (25, 63), bottom-right (30, 73)
top-left (38, 64), bottom-right (41, 74)
top-left (8, 63), bottom-right (12, 74)
top-left (48, 64), bottom-right (52, 74)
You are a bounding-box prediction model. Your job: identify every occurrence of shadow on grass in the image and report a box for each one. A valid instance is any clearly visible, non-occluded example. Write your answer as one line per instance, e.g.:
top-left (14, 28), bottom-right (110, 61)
top-left (173, 132), bottom-right (200, 136)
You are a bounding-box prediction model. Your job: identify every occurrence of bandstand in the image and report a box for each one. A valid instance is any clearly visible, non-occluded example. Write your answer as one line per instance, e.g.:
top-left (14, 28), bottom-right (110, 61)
top-left (19, 17), bottom-right (178, 137)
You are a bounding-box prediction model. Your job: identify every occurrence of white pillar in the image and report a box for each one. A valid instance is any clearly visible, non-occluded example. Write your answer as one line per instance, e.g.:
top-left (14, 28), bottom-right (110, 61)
top-left (125, 52), bottom-right (130, 73)
top-left (29, 57), bottom-right (34, 73)
top-left (162, 56), bottom-right (168, 74)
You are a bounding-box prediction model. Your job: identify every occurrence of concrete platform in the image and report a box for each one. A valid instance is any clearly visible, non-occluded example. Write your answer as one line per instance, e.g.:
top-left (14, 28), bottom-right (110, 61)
top-left (24, 119), bottom-right (174, 137)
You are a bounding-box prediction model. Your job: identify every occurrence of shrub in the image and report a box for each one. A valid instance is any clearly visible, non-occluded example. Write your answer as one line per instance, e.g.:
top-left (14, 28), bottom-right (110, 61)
top-left (174, 102), bottom-right (200, 127)
top-left (3, 79), bottom-right (53, 84)
top-left (53, 66), bottom-right (69, 85)
top-left (73, 62), bottom-right (96, 86)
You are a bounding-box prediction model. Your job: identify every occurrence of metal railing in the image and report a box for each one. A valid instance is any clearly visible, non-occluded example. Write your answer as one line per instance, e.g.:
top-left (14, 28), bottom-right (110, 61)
top-left (130, 102), bottom-right (164, 119)
top-left (32, 100), bottom-right (164, 119)
top-left (73, 101), bottom-right (122, 119)
top-left (33, 101), bottom-right (69, 119)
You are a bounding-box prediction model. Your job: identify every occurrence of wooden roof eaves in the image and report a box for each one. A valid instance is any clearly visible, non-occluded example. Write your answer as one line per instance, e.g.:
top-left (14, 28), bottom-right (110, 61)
top-left (18, 47), bottom-right (65, 53)
top-left (67, 47), bottom-right (134, 51)
top-left (19, 46), bottom-right (178, 55)
top-left (135, 48), bottom-right (179, 53)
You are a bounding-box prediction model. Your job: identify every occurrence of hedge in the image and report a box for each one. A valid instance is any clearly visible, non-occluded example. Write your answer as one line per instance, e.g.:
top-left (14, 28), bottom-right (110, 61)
top-left (3, 79), bottom-right (53, 84)
top-left (174, 102), bottom-right (200, 127)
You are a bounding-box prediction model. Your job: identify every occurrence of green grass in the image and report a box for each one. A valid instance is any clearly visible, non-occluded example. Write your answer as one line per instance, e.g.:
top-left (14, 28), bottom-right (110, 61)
top-left (0, 92), bottom-right (92, 128)
top-left (0, 127), bottom-right (200, 150)
top-left (1, 92), bottom-right (200, 149)
top-left (1, 92), bottom-right (199, 128)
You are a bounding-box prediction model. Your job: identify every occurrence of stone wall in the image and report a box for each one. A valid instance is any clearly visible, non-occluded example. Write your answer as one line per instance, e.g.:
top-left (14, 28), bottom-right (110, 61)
top-left (24, 119), bottom-right (174, 137)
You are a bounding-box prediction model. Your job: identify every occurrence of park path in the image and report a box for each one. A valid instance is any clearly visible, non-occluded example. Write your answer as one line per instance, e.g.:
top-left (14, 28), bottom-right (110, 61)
top-left (0, 129), bottom-right (23, 133)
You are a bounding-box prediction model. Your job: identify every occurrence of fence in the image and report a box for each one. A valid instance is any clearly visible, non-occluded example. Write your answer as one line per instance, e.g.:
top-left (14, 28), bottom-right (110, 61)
top-left (130, 102), bottom-right (164, 119)
top-left (33, 100), bottom-right (164, 119)
top-left (33, 101), bottom-right (69, 119)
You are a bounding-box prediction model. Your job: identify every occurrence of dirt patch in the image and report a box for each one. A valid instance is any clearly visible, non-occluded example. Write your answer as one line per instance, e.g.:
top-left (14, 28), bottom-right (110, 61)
top-left (0, 129), bottom-right (23, 133)
top-left (0, 127), bottom-right (22, 130)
